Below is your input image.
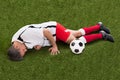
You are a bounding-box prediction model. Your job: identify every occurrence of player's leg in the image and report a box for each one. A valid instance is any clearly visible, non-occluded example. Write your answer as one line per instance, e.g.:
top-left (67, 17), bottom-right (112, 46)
top-left (65, 29), bottom-right (82, 38)
top-left (66, 22), bottom-right (110, 38)
top-left (79, 22), bottom-right (110, 35)
top-left (66, 34), bottom-right (76, 44)
top-left (56, 23), bottom-right (74, 43)
top-left (79, 31), bottom-right (114, 43)
top-left (56, 23), bottom-right (78, 44)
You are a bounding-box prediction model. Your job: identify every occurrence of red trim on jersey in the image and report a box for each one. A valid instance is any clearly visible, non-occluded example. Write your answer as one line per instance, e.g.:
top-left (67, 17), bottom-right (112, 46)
top-left (56, 23), bottom-right (70, 42)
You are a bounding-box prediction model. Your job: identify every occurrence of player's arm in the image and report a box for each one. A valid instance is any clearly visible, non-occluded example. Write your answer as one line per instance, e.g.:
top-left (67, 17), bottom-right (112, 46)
top-left (43, 28), bottom-right (60, 55)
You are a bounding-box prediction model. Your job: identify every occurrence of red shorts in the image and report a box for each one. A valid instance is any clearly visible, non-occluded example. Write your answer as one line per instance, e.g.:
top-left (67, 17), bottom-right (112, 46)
top-left (56, 23), bottom-right (70, 42)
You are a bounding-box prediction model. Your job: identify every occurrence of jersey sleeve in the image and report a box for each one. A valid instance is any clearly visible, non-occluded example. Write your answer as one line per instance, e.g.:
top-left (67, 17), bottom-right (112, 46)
top-left (11, 25), bottom-right (29, 43)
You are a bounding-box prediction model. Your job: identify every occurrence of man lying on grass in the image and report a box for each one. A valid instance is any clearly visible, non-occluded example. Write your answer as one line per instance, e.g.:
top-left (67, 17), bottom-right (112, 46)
top-left (8, 21), bottom-right (114, 61)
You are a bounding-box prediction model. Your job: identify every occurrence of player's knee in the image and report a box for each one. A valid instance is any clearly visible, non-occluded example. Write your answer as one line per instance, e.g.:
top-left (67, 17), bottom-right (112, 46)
top-left (66, 34), bottom-right (76, 44)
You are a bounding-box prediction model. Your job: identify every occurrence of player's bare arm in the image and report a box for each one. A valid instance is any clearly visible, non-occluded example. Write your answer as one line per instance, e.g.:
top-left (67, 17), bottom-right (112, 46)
top-left (43, 28), bottom-right (60, 55)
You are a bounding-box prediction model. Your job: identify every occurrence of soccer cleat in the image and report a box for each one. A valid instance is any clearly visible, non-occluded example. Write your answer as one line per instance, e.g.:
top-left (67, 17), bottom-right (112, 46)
top-left (100, 31), bottom-right (114, 42)
top-left (98, 22), bottom-right (110, 34)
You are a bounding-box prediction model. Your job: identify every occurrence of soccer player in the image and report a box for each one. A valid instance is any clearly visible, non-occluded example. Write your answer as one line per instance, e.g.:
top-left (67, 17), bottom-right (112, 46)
top-left (8, 21), bottom-right (114, 61)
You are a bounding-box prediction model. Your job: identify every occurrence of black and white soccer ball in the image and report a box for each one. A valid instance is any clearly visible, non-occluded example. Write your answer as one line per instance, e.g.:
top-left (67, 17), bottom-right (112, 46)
top-left (70, 39), bottom-right (85, 54)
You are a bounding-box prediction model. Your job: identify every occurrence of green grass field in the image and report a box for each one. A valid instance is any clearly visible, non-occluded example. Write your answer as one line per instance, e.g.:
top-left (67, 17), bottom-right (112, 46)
top-left (0, 0), bottom-right (120, 80)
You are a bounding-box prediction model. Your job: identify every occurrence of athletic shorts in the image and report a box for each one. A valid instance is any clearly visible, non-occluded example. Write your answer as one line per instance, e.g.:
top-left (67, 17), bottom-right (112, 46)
top-left (56, 23), bottom-right (70, 42)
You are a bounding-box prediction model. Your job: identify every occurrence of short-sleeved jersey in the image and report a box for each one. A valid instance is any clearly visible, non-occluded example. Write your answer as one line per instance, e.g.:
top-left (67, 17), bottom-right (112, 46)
top-left (12, 21), bottom-right (57, 49)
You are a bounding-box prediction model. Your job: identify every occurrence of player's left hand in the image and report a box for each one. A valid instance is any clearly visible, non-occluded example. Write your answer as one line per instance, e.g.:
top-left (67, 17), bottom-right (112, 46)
top-left (49, 46), bottom-right (60, 55)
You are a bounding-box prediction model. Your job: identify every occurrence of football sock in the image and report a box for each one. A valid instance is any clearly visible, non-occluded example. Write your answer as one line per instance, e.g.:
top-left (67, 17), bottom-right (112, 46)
top-left (83, 33), bottom-right (102, 43)
top-left (79, 24), bottom-right (100, 35)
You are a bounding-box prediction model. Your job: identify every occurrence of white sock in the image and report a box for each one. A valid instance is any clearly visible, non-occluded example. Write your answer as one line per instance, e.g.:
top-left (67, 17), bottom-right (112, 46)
top-left (79, 36), bottom-right (87, 44)
top-left (79, 29), bottom-right (86, 35)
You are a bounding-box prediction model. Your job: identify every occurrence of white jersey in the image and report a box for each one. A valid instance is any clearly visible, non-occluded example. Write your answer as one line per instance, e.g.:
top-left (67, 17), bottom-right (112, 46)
top-left (12, 21), bottom-right (57, 49)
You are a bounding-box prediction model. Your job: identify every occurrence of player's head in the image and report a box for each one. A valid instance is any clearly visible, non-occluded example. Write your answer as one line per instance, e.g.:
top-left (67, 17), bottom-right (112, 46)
top-left (8, 45), bottom-right (23, 61)
top-left (8, 42), bottom-right (27, 61)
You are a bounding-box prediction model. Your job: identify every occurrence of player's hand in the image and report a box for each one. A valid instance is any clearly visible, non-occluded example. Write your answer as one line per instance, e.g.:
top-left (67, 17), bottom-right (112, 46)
top-left (34, 45), bottom-right (41, 50)
top-left (49, 46), bottom-right (60, 55)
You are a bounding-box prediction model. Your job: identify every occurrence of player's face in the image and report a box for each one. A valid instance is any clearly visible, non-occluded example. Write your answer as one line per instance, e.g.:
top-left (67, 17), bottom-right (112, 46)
top-left (18, 44), bottom-right (27, 57)
top-left (13, 41), bottom-right (27, 57)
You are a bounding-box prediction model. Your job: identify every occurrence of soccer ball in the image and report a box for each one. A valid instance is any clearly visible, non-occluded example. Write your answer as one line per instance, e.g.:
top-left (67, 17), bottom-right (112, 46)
top-left (70, 39), bottom-right (85, 54)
